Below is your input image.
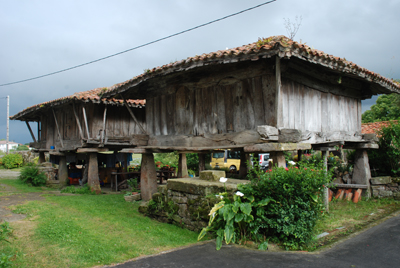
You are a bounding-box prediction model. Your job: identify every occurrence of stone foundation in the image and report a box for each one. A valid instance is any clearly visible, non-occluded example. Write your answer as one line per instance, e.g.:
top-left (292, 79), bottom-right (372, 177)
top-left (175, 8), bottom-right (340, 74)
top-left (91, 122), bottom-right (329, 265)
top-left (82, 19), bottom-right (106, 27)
top-left (139, 175), bottom-right (249, 232)
top-left (370, 177), bottom-right (400, 199)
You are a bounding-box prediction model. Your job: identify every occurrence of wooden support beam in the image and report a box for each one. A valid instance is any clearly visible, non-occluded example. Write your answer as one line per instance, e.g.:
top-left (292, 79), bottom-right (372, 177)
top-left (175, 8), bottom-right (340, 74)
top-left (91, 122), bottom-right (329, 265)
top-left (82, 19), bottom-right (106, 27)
top-left (343, 142), bottom-right (379, 149)
top-left (244, 143), bottom-right (311, 153)
top-left (72, 103), bottom-right (85, 140)
top-left (52, 108), bottom-right (64, 148)
top-left (120, 94), bottom-right (147, 135)
top-left (275, 55), bottom-right (283, 128)
top-left (82, 106), bottom-right (90, 141)
top-left (77, 148), bottom-right (109, 153)
top-left (101, 106), bottom-right (107, 145)
top-left (25, 121), bottom-right (37, 143)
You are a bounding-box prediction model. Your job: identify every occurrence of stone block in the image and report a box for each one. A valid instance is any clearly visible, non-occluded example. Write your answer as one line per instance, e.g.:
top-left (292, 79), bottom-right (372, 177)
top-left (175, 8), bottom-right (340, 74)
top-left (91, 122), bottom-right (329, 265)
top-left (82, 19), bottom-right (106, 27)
top-left (370, 176), bottom-right (392, 185)
top-left (178, 204), bottom-right (188, 218)
top-left (172, 214), bottom-right (182, 223)
top-left (167, 178), bottom-right (247, 196)
top-left (138, 201), bottom-right (149, 214)
top-left (379, 190), bottom-right (393, 197)
top-left (393, 192), bottom-right (400, 200)
top-left (172, 195), bottom-right (188, 204)
top-left (199, 170), bottom-right (226, 182)
top-left (157, 185), bottom-right (167, 195)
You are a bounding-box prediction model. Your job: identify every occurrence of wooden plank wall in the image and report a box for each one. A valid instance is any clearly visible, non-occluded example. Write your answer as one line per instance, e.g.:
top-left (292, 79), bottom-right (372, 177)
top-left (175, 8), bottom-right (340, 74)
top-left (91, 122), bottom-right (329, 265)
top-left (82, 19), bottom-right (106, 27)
top-left (38, 103), bottom-right (146, 149)
top-left (281, 78), bottom-right (361, 133)
top-left (146, 74), bottom-right (277, 136)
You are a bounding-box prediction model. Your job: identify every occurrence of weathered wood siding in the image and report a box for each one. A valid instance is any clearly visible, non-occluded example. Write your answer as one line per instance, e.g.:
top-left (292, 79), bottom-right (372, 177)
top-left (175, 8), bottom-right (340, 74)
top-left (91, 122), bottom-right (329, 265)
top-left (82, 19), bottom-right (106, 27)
top-left (38, 103), bottom-right (146, 149)
top-left (280, 78), bottom-right (361, 133)
top-left (146, 74), bottom-right (277, 136)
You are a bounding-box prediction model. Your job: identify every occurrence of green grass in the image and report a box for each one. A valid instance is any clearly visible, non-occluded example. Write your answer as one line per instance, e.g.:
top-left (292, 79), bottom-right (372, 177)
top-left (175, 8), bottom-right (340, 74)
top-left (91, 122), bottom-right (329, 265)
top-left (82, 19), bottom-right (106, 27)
top-left (307, 198), bottom-right (400, 250)
top-left (1, 190), bottom-right (198, 267)
top-left (0, 179), bottom-right (51, 194)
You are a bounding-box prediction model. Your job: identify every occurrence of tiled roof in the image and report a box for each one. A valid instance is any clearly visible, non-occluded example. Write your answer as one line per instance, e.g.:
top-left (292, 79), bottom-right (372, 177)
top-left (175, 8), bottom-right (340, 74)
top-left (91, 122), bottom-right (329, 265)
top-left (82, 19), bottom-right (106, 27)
top-left (103, 35), bottom-right (400, 98)
top-left (361, 120), bottom-right (398, 134)
top-left (11, 87), bottom-right (145, 120)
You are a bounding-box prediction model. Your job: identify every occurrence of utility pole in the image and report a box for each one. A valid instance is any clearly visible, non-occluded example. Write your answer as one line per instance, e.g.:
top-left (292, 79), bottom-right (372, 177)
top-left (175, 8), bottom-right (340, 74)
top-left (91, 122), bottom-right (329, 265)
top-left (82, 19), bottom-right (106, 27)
top-left (6, 95), bottom-right (9, 154)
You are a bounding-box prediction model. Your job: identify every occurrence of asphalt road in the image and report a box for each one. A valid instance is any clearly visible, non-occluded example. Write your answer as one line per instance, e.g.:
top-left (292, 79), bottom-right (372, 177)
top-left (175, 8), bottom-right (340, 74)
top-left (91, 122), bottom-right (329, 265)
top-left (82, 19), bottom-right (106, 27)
top-left (112, 214), bottom-right (400, 268)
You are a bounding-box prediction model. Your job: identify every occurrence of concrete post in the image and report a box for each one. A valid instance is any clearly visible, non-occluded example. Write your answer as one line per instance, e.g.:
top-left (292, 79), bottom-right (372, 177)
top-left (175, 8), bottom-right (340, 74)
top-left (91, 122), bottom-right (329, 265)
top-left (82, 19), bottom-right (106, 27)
top-left (58, 155), bottom-right (68, 186)
top-left (178, 153), bottom-right (189, 178)
top-left (140, 153), bottom-right (158, 201)
top-left (38, 152), bottom-right (46, 164)
top-left (198, 153), bottom-right (206, 173)
top-left (88, 152), bottom-right (101, 194)
top-left (352, 149), bottom-right (371, 198)
top-left (271, 151), bottom-right (286, 168)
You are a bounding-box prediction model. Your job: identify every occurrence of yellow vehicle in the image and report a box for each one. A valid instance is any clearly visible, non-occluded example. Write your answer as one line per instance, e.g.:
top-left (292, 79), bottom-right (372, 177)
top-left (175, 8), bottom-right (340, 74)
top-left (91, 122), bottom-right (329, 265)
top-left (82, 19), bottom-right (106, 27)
top-left (210, 150), bottom-right (241, 172)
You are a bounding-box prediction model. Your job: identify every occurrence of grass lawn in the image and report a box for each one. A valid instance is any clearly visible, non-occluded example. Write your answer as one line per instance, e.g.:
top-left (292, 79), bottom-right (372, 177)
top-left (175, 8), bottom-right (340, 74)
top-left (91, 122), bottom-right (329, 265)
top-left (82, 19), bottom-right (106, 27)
top-left (0, 179), bottom-right (198, 268)
top-left (1, 177), bottom-right (400, 267)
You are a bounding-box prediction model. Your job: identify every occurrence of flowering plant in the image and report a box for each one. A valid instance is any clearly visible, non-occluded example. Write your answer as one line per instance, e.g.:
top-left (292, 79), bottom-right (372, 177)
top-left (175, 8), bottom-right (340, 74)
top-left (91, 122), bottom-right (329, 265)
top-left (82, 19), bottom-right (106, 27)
top-left (198, 188), bottom-right (273, 250)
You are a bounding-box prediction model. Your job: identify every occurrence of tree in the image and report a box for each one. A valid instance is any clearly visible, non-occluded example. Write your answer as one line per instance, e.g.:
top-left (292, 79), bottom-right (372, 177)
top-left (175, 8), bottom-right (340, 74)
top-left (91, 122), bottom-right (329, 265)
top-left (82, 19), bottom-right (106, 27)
top-left (362, 93), bottom-right (400, 123)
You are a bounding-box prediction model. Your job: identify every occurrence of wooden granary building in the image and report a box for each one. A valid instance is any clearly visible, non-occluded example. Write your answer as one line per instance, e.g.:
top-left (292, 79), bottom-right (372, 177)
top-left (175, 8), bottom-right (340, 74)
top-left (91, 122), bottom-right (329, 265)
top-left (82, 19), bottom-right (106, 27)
top-left (101, 35), bottom-right (400, 199)
top-left (11, 88), bottom-right (146, 193)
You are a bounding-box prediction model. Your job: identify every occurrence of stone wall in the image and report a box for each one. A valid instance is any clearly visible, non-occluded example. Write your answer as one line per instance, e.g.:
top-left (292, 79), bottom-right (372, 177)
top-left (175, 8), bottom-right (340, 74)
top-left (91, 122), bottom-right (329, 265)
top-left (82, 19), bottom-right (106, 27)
top-left (37, 162), bottom-right (59, 188)
top-left (370, 176), bottom-right (400, 200)
top-left (139, 170), bottom-right (249, 232)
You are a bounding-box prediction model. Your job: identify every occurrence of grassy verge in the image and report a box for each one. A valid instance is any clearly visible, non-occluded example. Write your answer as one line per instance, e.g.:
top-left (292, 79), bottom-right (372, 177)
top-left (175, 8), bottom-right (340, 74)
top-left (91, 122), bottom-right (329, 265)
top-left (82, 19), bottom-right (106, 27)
top-left (0, 186), bottom-right (198, 267)
top-left (307, 198), bottom-right (400, 251)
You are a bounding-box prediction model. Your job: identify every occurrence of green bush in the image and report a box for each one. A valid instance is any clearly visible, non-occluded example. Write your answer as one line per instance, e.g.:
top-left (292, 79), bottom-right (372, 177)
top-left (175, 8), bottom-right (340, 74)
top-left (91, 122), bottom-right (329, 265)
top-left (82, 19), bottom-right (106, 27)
top-left (368, 121), bottom-right (400, 176)
top-left (18, 165), bottom-right (47, 186)
top-left (199, 163), bottom-right (330, 250)
top-left (1, 154), bottom-right (23, 169)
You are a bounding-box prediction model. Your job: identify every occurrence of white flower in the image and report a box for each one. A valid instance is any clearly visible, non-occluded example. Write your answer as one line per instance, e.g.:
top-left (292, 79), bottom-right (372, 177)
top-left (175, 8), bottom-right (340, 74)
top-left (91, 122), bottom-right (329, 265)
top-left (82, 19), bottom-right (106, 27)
top-left (288, 161), bottom-right (296, 165)
top-left (235, 191), bottom-right (244, 197)
top-left (215, 194), bottom-right (223, 199)
top-left (219, 177), bottom-right (228, 183)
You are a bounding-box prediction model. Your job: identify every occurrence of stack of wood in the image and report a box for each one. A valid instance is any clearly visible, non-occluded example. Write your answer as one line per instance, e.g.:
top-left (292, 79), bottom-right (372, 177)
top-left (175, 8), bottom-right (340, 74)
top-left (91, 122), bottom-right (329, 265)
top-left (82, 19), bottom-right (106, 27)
top-left (332, 170), bottom-right (353, 184)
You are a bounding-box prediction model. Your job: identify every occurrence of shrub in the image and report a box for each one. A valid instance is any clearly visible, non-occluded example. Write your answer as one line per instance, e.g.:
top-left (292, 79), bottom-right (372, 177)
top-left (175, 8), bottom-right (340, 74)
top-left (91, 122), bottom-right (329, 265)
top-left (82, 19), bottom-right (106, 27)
top-left (1, 154), bottom-right (23, 169)
top-left (18, 165), bottom-right (47, 186)
top-left (199, 163), bottom-right (330, 250)
top-left (368, 121), bottom-right (400, 176)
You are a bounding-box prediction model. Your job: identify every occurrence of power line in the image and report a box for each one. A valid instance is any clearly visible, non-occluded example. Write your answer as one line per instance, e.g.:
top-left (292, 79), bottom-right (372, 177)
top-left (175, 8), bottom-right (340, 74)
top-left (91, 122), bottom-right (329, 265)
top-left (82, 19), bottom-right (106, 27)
top-left (0, 0), bottom-right (277, 87)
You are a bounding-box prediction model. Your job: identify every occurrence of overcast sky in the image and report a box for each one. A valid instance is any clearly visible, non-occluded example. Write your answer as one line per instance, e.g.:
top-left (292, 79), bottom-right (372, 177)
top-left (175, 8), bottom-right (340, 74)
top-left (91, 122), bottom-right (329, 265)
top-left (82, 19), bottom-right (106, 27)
top-left (1, 0), bottom-right (399, 144)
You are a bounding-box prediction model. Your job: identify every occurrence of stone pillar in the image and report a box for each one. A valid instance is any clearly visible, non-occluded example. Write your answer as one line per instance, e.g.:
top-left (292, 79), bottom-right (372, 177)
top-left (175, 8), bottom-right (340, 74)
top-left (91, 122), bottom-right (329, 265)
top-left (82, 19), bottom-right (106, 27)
top-left (88, 152), bottom-right (101, 194)
top-left (81, 155), bottom-right (89, 185)
top-left (270, 151), bottom-right (286, 168)
top-left (140, 153), bottom-right (158, 201)
top-left (198, 153), bottom-right (206, 173)
top-left (38, 152), bottom-right (46, 164)
top-left (58, 155), bottom-right (68, 186)
top-left (352, 149), bottom-right (371, 198)
top-left (178, 153), bottom-right (189, 178)
top-left (239, 151), bottom-right (250, 178)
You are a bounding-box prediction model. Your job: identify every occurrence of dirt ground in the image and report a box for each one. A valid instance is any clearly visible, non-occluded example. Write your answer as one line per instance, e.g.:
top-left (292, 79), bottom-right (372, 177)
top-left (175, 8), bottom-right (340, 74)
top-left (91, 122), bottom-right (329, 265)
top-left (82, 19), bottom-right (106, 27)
top-left (0, 170), bottom-right (46, 222)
